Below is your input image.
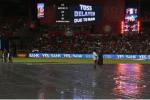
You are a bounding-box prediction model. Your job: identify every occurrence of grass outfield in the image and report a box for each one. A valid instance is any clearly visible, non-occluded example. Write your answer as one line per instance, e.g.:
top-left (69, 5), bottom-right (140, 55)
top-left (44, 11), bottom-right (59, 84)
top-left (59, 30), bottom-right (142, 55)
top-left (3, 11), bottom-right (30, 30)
top-left (10, 58), bottom-right (150, 64)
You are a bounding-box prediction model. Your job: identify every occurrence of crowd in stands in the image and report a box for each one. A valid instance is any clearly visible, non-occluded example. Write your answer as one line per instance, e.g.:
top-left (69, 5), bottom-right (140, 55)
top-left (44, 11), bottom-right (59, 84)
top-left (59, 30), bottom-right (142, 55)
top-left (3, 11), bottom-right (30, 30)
top-left (31, 30), bottom-right (150, 54)
top-left (0, 17), bottom-right (27, 37)
top-left (0, 17), bottom-right (150, 54)
top-left (0, 17), bottom-right (37, 51)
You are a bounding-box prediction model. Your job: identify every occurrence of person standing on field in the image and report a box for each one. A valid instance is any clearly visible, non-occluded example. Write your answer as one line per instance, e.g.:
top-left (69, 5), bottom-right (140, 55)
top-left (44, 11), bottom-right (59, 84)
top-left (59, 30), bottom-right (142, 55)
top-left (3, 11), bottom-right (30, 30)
top-left (93, 50), bottom-right (98, 69)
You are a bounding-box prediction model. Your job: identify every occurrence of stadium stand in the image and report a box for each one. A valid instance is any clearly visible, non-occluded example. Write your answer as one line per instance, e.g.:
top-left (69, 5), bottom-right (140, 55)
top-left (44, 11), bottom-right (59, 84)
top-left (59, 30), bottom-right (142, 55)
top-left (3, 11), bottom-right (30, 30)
top-left (0, 17), bottom-right (150, 55)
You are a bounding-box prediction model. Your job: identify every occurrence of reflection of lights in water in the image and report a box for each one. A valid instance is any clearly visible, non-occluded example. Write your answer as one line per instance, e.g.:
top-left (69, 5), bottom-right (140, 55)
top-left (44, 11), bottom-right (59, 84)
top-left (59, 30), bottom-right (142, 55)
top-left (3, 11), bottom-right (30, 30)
top-left (113, 64), bottom-right (145, 98)
top-left (60, 90), bottom-right (65, 99)
top-left (72, 73), bottom-right (96, 99)
top-left (72, 87), bottom-right (94, 99)
top-left (38, 92), bottom-right (45, 100)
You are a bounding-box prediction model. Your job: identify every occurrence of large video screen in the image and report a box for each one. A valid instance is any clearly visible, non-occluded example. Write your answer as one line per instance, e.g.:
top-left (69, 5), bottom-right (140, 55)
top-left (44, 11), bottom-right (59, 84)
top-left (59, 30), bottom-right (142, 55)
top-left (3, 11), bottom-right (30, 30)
top-left (37, 3), bottom-right (45, 18)
top-left (124, 8), bottom-right (138, 32)
top-left (71, 4), bottom-right (99, 23)
top-left (56, 4), bottom-right (100, 24)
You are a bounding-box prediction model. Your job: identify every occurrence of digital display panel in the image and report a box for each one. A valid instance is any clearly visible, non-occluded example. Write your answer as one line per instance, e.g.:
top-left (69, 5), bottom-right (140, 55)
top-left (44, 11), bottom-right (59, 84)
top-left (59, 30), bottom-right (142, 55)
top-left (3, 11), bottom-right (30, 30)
top-left (124, 8), bottom-right (138, 32)
top-left (72, 4), bottom-right (98, 23)
top-left (56, 3), bottom-right (70, 23)
top-left (37, 3), bottom-right (45, 18)
top-left (56, 4), bottom-right (100, 24)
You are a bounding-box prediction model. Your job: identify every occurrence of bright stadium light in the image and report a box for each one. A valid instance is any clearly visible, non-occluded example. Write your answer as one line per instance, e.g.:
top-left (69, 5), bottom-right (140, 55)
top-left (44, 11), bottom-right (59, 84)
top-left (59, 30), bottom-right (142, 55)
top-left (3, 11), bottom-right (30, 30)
top-left (121, 21), bottom-right (124, 34)
top-left (137, 20), bottom-right (140, 33)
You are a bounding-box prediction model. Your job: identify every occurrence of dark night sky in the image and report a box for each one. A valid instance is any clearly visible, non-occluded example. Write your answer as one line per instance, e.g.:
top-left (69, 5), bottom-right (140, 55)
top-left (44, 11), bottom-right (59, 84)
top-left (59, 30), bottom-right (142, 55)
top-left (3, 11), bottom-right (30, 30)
top-left (0, 0), bottom-right (29, 16)
top-left (0, 0), bottom-right (149, 16)
top-left (126, 0), bottom-right (150, 17)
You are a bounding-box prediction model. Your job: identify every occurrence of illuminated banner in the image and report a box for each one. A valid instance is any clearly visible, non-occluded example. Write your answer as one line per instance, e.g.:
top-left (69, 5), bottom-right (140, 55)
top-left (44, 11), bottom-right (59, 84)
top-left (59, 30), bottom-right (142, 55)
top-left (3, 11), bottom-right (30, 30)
top-left (103, 54), bottom-right (150, 60)
top-left (29, 53), bottom-right (150, 60)
top-left (37, 3), bottom-right (45, 18)
top-left (29, 53), bottom-right (93, 58)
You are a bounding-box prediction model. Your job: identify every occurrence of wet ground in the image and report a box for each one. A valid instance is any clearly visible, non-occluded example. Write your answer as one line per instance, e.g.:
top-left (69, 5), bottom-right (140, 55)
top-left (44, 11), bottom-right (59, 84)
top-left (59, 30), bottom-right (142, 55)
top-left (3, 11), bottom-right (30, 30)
top-left (0, 63), bottom-right (150, 99)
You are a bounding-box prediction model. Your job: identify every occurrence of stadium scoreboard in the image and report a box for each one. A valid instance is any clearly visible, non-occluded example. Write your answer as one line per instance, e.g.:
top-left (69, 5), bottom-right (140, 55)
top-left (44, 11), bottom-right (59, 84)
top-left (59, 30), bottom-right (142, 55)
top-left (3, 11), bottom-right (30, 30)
top-left (73, 4), bottom-right (96, 23)
top-left (56, 3), bottom-right (100, 24)
top-left (56, 3), bottom-right (71, 23)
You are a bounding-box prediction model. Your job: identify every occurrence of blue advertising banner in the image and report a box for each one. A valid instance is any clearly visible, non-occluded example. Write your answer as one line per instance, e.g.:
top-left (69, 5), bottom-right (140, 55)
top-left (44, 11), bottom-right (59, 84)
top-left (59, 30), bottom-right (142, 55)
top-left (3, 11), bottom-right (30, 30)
top-left (29, 53), bottom-right (93, 58)
top-left (103, 54), bottom-right (150, 60)
top-left (28, 53), bottom-right (150, 60)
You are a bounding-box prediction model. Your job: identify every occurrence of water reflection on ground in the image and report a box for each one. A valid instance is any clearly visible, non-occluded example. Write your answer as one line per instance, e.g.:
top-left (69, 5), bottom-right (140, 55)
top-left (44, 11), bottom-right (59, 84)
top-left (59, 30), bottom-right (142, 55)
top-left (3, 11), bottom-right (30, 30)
top-left (0, 63), bottom-right (150, 99)
top-left (113, 64), bottom-right (146, 98)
